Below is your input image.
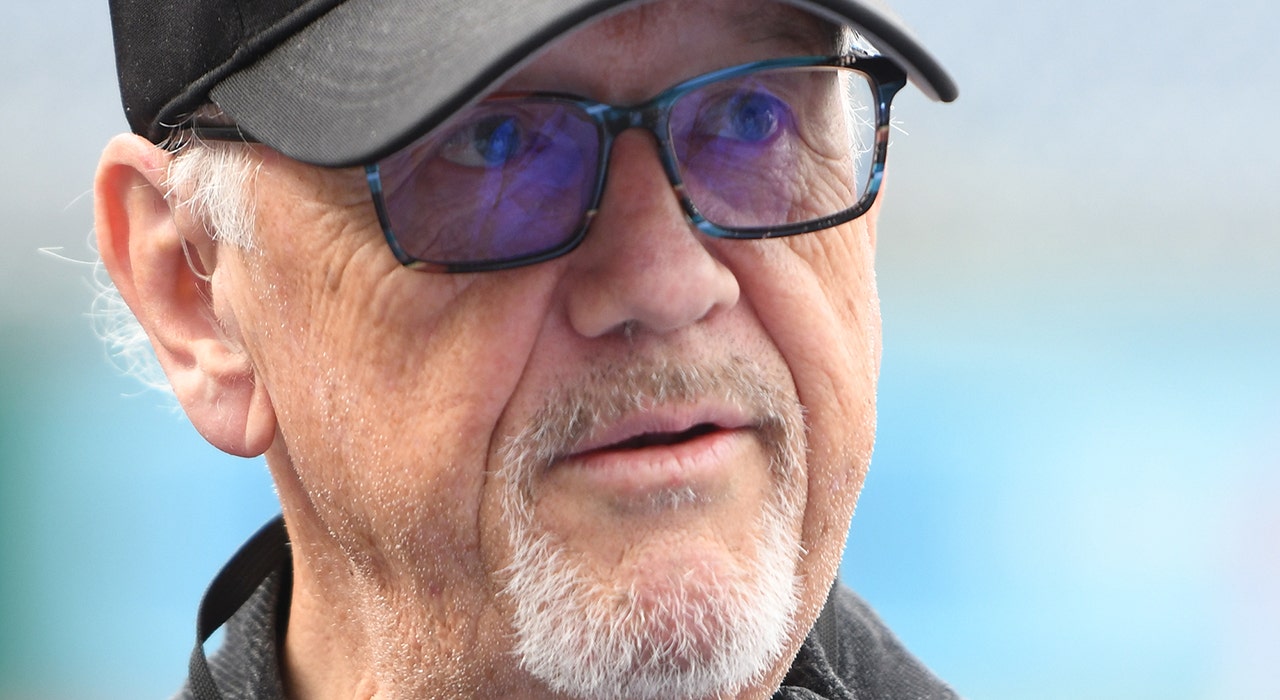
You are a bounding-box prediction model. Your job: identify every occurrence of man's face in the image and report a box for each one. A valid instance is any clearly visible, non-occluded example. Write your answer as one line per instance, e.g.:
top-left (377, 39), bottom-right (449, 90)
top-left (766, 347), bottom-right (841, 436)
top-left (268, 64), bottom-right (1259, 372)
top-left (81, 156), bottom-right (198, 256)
top-left (216, 0), bottom-right (881, 695)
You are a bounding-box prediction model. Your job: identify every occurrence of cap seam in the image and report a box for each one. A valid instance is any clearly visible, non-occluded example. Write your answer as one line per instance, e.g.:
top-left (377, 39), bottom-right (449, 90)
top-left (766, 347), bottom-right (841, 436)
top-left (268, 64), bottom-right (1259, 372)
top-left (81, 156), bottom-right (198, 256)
top-left (149, 0), bottom-right (346, 141)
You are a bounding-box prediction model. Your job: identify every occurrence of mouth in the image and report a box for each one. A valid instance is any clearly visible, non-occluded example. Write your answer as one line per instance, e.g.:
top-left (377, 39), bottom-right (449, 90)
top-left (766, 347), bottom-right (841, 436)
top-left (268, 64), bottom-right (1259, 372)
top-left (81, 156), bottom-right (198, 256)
top-left (561, 400), bottom-right (754, 463)
top-left (575, 422), bottom-right (723, 457)
top-left (541, 403), bottom-right (764, 503)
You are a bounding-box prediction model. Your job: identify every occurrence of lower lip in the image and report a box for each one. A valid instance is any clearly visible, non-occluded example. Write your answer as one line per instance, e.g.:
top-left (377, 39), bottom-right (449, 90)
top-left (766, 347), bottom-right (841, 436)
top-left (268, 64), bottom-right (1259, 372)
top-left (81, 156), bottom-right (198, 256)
top-left (552, 428), bottom-right (755, 500)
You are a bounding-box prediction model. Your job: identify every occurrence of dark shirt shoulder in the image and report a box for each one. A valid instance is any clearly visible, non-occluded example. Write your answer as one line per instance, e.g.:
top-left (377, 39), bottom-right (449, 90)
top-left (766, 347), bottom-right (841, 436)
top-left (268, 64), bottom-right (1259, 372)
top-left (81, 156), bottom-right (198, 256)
top-left (777, 584), bottom-right (959, 700)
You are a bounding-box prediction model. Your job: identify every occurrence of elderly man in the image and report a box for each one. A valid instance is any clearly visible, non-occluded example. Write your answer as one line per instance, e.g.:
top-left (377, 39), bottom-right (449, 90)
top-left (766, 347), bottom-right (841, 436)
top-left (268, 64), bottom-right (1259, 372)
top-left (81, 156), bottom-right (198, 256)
top-left (96, 0), bottom-right (957, 697)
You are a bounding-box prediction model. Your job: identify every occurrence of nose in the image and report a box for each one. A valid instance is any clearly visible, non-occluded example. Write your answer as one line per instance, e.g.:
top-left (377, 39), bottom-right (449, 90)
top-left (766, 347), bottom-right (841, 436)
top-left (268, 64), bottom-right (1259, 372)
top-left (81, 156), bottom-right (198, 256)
top-left (562, 130), bottom-right (741, 338)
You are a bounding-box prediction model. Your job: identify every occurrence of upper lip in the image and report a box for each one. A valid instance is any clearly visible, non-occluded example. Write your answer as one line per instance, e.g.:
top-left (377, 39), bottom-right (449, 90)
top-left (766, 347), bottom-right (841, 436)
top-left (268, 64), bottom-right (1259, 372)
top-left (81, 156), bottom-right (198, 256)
top-left (562, 401), bottom-right (756, 460)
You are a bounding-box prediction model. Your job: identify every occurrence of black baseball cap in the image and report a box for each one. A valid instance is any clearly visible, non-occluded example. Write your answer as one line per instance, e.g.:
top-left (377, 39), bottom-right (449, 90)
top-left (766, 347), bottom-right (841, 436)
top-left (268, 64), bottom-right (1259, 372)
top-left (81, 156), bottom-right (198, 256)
top-left (109, 0), bottom-right (957, 168)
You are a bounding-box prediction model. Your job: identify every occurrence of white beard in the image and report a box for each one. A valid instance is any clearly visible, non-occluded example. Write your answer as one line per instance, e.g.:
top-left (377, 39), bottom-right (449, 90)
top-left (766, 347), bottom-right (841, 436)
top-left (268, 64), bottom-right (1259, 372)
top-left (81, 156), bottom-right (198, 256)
top-left (496, 359), bottom-right (806, 700)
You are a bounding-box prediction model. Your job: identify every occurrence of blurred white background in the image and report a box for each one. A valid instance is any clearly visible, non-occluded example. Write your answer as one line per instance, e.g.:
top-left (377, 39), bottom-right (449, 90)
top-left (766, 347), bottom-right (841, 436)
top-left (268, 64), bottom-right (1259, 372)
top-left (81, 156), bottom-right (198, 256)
top-left (2, 1), bottom-right (1277, 698)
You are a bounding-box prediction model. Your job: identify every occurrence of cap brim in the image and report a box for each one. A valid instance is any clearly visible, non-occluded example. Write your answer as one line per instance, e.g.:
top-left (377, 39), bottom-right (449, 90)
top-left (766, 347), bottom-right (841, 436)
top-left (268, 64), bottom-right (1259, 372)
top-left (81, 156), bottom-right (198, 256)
top-left (211, 0), bottom-right (957, 168)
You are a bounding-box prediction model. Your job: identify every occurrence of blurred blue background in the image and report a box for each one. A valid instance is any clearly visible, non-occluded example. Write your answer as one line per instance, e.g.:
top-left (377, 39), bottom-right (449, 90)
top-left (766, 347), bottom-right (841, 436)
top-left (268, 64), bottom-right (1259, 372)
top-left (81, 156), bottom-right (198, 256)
top-left (2, 1), bottom-right (1277, 698)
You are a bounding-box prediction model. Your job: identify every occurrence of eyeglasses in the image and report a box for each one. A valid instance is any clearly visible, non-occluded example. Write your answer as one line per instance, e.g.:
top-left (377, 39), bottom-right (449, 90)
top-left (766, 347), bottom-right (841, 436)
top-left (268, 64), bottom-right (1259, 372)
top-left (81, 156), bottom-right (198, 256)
top-left (196, 55), bottom-right (906, 273)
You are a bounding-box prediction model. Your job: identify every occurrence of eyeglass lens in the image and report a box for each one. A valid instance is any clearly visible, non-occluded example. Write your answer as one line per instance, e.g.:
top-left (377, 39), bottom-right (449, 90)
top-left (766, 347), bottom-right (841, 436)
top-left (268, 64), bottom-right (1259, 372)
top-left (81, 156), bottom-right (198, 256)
top-left (375, 64), bottom-right (879, 267)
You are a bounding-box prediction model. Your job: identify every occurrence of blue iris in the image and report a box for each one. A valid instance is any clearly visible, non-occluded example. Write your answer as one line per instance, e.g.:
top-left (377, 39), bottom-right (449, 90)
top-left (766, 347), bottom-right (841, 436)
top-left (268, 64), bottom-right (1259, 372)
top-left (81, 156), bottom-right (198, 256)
top-left (725, 91), bottom-right (783, 143)
top-left (473, 116), bottom-right (523, 166)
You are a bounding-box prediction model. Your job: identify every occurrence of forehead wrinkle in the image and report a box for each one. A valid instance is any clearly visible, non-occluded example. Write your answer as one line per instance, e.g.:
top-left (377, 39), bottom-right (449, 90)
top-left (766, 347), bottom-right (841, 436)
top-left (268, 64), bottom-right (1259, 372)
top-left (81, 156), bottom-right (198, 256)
top-left (725, 1), bottom-right (839, 54)
top-left (618, 0), bottom-right (835, 59)
top-left (503, 0), bottom-right (836, 98)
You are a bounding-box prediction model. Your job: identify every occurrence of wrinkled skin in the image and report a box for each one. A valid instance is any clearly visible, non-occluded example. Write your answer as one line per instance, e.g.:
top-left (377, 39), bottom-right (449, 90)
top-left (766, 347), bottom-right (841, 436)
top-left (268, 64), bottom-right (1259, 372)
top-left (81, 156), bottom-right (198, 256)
top-left (94, 0), bottom-right (883, 697)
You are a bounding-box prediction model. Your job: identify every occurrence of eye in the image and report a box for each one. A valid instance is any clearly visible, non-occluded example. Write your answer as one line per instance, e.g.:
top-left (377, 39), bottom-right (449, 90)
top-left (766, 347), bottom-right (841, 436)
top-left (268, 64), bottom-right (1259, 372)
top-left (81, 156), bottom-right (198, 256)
top-left (700, 89), bottom-right (789, 144)
top-left (438, 113), bottom-right (527, 167)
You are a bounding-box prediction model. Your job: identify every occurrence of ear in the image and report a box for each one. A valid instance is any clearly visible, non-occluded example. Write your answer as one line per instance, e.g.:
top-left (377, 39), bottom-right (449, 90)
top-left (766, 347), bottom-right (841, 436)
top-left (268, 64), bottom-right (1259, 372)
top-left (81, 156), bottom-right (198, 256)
top-left (94, 133), bottom-right (276, 457)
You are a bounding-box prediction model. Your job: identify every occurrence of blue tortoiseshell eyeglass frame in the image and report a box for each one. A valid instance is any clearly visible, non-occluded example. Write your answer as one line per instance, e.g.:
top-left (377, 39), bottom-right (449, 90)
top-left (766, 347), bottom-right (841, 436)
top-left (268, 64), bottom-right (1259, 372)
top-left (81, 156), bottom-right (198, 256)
top-left (190, 54), bottom-right (906, 273)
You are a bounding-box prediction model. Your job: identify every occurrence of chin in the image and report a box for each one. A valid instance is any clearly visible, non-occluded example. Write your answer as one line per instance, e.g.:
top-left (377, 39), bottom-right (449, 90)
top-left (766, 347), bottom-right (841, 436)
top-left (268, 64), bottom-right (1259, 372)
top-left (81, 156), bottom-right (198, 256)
top-left (498, 490), bottom-right (803, 700)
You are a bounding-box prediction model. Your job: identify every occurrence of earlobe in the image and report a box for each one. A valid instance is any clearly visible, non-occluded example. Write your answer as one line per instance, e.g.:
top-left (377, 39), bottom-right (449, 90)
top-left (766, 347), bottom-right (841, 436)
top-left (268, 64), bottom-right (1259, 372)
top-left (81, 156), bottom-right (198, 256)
top-left (94, 133), bottom-right (276, 457)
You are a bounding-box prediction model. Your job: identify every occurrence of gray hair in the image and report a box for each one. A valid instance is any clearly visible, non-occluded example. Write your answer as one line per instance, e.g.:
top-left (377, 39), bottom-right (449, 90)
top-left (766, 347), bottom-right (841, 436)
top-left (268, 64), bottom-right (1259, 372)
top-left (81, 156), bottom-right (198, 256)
top-left (93, 137), bottom-right (258, 393)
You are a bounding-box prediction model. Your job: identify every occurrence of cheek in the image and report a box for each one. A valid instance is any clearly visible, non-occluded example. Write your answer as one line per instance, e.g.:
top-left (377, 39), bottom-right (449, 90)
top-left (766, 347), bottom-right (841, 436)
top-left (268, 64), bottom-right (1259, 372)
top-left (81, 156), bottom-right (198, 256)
top-left (234, 189), bottom-right (559, 581)
top-left (718, 222), bottom-right (880, 560)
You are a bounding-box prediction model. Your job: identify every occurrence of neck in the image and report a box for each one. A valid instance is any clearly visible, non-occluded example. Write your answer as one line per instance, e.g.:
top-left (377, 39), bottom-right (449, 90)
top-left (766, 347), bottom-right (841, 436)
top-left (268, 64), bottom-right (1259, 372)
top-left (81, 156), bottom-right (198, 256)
top-left (279, 525), bottom-right (523, 699)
